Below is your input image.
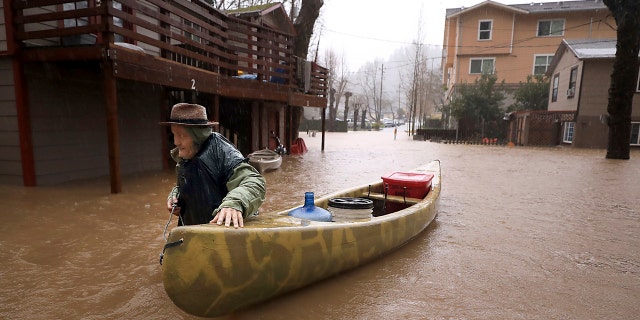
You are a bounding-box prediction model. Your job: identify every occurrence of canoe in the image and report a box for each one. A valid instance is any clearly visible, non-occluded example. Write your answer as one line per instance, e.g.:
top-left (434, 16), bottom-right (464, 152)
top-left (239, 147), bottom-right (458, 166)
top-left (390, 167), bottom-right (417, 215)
top-left (248, 149), bottom-right (282, 173)
top-left (161, 160), bottom-right (441, 317)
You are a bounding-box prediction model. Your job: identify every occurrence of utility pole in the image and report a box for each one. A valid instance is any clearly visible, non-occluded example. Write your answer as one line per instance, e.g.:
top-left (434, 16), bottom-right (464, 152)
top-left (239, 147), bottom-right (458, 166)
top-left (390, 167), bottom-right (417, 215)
top-left (398, 82), bottom-right (401, 123)
top-left (379, 64), bottom-right (384, 121)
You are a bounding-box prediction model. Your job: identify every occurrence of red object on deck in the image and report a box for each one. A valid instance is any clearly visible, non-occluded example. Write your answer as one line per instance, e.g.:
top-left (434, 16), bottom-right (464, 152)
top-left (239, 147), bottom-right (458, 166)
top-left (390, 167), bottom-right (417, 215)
top-left (290, 138), bottom-right (308, 154)
top-left (381, 172), bottom-right (434, 198)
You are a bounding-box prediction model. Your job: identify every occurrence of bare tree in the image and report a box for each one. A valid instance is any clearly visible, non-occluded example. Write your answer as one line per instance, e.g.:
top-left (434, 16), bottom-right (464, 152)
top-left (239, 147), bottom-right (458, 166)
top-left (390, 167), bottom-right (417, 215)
top-left (334, 55), bottom-right (350, 123)
top-left (321, 48), bottom-right (351, 127)
top-left (343, 91), bottom-right (352, 122)
top-left (291, 0), bottom-right (324, 138)
top-left (602, 0), bottom-right (639, 159)
top-left (406, 41), bottom-right (424, 135)
top-left (398, 8), bottom-right (443, 134)
top-left (324, 49), bottom-right (338, 123)
top-left (358, 60), bottom-right (384, 124)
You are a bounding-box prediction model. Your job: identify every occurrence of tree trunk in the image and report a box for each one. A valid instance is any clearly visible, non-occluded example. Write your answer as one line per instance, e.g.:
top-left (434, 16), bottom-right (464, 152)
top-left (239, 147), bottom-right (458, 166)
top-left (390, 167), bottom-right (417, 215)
top-left (603, 0), bottom-right (640, 159)
top-left (291, 0), bottom-right (324, 139)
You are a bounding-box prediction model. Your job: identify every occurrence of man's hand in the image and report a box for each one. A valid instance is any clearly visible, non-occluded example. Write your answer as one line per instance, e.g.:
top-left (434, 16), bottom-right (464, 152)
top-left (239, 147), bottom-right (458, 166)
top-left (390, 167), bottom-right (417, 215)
top-left (211, 207), bottom-right (244, 228)
top-left (167, 195), bottom-right (181, 216)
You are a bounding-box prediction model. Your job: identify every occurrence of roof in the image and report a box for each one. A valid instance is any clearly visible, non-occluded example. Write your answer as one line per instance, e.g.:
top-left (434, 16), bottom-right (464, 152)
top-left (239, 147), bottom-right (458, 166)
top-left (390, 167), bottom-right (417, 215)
top-left (447, 0), bottom-right (608, 18)
top-left (225, 3), bottom-right (294, 34)
top-left (226, 3), bottom-right (283, 16)
top-left (545, 38), bottom-right (618, 76)
top-left (564, 38), bottom-right (618, 59)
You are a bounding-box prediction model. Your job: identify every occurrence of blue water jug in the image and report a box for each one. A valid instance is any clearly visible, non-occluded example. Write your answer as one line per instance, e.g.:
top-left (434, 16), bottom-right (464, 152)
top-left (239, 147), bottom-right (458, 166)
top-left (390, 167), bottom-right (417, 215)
top-left (288, 192), bottom-right (332, 222)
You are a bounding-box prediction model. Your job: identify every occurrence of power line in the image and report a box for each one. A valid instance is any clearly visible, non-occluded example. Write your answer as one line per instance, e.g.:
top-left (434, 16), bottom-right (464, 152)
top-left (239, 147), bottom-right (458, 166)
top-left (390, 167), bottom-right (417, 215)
top-left (444, 17), bottom-right (615, 52)
top-left (324, 28), bottom-right (442, 48)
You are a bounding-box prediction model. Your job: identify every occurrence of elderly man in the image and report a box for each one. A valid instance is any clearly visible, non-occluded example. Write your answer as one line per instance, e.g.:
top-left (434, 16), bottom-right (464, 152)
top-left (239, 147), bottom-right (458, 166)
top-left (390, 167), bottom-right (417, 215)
top-left (161, 103), bottom-right (265, 228)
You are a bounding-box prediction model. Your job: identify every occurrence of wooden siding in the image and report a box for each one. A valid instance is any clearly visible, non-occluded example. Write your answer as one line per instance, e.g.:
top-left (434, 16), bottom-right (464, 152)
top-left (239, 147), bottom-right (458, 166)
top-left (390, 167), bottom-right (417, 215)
top-left (25, 62), bottom-right (162, 185)
top-left (456, 7), bottom-right (514, 56)
top-left (1, 2), bottom-right (6, 52)
top-left (547, 46), bottom-right (581, 112)
top-left (578, 60), bottom-right (624, 117)
top-left (0, 57), bottom-right (21, 184)
top-left (573, 59), bottom-right (638, 148)
top-left (442, 16), bottom-right (456, 90)
top-left (116, 80), bottom-right (163, 175)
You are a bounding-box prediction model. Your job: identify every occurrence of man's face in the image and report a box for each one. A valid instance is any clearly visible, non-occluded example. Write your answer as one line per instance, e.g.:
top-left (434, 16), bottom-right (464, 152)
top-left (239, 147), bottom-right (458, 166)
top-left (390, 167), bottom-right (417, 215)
top-left (171, 124), bottom-right (197, 159)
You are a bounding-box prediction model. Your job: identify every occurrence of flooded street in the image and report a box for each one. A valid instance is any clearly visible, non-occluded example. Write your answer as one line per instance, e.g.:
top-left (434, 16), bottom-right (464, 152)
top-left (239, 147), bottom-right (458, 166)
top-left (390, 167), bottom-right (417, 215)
top-left (1, 127), bottom-right (639, 319)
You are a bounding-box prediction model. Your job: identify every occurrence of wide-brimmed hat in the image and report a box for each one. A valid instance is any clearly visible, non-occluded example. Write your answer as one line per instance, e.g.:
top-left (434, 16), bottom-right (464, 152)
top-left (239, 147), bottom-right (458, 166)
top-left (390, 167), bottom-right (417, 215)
top-left (159, 103), bottom-right (218, 126)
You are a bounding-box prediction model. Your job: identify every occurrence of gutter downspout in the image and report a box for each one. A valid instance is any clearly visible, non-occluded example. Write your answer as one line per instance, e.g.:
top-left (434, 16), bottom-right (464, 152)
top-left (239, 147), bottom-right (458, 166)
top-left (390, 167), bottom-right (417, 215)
top-left (573, 61), bottom-right (586, 146)
top-left (510, 13), bottom-right (516, 54)
top-left (452, 17), bottom-right (461, 103)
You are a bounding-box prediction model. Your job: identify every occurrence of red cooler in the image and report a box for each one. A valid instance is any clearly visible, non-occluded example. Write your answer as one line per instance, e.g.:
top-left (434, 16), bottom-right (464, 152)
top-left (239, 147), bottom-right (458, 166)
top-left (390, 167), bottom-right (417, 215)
top-left (381, 172), bottom-right (434, 199)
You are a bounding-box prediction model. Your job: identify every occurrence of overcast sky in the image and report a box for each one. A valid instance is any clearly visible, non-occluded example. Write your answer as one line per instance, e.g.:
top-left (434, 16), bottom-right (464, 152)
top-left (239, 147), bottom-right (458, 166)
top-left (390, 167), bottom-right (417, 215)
top-left (318, 0), bottom-right (532, 71)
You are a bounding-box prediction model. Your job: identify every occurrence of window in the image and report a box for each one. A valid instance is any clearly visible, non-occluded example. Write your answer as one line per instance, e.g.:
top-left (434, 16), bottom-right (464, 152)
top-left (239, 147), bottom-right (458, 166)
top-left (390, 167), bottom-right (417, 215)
top-left (478, 20), bottom-right (492, 40)
top-left (568, 67), bottom-right (578, 98)
top-left (563, 122), bottom-right (575, 143)
top-left (470, 58), bottom-right (495, 74)
top-left (631, 123), bottom-right (640, 145)
top-left (533, 55), bottom-right (554, 75)
top-left (537, 19), bottom-right (564, 37)
top-left (552, 74), bottom-right (559, 102)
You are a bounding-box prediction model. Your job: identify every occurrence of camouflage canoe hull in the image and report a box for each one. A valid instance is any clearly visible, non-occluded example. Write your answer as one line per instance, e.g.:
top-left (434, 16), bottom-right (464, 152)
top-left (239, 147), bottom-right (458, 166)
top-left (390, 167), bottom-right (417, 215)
top-left (161, 160), bottom-right (441, 317)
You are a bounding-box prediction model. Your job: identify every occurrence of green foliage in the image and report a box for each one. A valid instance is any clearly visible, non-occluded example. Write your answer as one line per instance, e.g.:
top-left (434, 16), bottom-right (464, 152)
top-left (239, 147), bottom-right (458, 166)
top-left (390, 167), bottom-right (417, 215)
top-left (448, 73), bottom-right (505, 123)
top-left (510, 74), bottom-right (550, 112)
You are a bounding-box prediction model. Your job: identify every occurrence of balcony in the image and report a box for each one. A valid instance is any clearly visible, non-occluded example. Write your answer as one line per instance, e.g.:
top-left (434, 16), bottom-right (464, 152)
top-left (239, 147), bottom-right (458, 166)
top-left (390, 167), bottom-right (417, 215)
top-left (8, 0), bottom-right (328, 107)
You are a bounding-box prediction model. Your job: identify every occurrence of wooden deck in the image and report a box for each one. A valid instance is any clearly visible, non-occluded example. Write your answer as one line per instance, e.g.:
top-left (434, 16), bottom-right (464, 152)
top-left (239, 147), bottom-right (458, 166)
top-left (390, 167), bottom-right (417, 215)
top-left (9, 0), bottom-right (327, 106)
top-left (5, 0), bottom-right (328, 192)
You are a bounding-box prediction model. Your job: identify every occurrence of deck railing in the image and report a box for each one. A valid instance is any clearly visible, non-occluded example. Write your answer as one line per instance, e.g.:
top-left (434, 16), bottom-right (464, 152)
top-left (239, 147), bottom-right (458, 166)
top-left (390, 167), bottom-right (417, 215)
top-left (10, 0), bottom-right (327, 97)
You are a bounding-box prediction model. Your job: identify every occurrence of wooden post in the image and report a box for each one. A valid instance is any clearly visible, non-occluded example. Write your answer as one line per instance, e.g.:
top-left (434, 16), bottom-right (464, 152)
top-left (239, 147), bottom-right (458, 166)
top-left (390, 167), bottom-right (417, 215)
top-left (321, 106), bottom-right (326, 151)
top-left (103, 58), bottom-right (121, 193)
top-left (13, 61), bottom-right (35, 187)
top-left (102, 0), bottom-right (121, 193)
top-left (7, 1), bottom-right (36, 186)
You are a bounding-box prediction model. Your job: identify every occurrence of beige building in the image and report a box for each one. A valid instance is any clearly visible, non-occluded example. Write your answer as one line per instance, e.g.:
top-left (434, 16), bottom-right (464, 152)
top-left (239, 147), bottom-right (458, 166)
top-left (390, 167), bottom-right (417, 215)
top-left (546, 39), bottom-right (640, 148)
top-left (442, 0), bottom-right (616, 102)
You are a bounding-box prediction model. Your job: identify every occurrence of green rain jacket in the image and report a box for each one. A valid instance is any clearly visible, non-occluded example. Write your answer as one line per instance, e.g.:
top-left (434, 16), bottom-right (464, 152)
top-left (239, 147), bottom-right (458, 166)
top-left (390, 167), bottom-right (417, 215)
top-left (167, 132), bottom-right (266, 225)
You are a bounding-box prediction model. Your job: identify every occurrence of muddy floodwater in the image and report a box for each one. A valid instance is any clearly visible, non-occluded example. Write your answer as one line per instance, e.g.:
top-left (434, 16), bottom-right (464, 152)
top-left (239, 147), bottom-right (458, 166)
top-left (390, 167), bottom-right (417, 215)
top-left (1, 127), bottom-right (639, 319)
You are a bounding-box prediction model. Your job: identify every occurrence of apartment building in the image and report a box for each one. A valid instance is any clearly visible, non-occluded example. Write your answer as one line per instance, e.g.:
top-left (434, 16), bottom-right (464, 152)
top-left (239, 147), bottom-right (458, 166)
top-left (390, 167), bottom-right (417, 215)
top-left (442, 0), bottom-right (616, 103)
